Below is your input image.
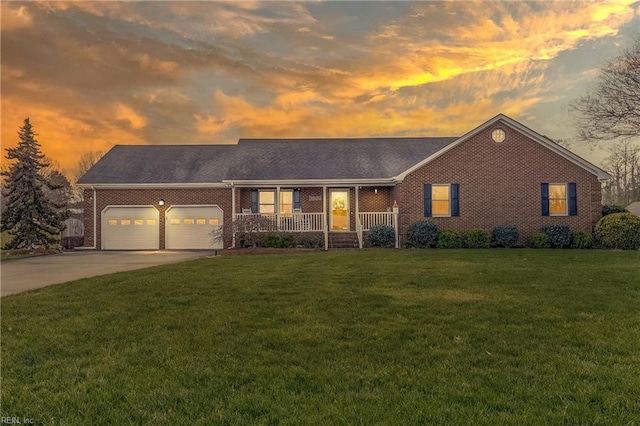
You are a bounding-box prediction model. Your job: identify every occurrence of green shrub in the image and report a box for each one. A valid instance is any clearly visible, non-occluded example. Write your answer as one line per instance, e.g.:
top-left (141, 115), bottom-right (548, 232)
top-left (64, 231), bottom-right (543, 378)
top-left (528, 233), bottom-right (551, 249)
top-left (463, 229), bottom-right (490, 248)
top-left (406, 221), bottom-right (439, 248)
top-left (264, 234), bottom-right (295, 248)
top-left (293, 233), bottom-right (324, 249)
top-left (602, 205), bottom-right (627, 217)
top-left (594, 212), bottom-right (640, 250)
top-left (542, 225), bottom-right (571, 248)
top-left (491, 226), bottom-right (520, 248)
top-left (570, 231), bottom-right (594, 249)
top-left (436, 230), bottom-right (461, 249)
top-left (366, 225), bottom-right (396, 248)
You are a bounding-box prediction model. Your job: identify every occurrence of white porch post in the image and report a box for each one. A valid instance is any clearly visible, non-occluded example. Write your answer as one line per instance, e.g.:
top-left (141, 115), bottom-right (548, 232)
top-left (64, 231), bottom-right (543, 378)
top-left (355, 185), bottom-right (359, 226)
top-left (355, 185), bottom-right (362, 249)
top-left (393, 200), bottom-right (399, 249)
top-left (231, 185), bottom-right (236, 248)
top-left (323, 186), bottom-right (328, 251)
top-left (275, 186), bottom-right (280, 231)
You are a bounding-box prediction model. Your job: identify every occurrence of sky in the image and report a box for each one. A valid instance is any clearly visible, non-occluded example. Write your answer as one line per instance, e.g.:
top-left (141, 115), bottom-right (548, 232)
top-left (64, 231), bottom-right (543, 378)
top-left (2, 1), bottom-right (640, 176)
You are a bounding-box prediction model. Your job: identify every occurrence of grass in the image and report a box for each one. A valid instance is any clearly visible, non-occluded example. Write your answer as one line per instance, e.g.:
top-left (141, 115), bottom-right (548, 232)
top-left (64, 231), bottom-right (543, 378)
top-left (2, 249), bottom-right (640, 425)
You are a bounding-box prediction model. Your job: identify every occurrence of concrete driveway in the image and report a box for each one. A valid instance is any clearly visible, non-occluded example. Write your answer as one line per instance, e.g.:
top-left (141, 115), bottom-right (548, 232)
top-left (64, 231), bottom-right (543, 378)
top-left (1, 250), bottom-right (217, 297)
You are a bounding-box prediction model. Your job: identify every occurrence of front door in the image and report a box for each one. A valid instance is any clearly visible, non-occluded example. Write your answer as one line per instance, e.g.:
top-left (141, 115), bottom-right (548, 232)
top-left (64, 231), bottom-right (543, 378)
top-left (330, 189), bottom-right (349, 231)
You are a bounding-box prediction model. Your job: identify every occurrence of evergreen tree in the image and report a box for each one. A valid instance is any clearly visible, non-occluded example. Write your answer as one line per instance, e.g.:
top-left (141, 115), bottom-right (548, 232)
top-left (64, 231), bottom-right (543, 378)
top-left (1, 118), bottom-right (68, 249)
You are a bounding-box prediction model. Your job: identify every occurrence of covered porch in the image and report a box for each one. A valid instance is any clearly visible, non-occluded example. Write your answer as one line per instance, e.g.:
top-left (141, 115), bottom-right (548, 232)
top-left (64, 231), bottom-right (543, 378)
top-left (230, 185), bottom-right (400, 249)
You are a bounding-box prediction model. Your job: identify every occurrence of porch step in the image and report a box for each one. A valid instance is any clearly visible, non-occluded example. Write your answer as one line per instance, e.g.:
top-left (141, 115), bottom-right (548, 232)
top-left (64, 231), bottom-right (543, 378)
top-left (329, 232), bottom-right (360, 249)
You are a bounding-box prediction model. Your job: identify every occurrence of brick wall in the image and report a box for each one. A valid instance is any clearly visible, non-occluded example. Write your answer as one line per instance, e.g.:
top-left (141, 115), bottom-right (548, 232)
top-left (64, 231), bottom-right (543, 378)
top-left (358, 187), bottom-right (393, 212)
top-left (397, 125), bottom-right (603, 244)
top-left (84, 188), bottom-right (232, 249)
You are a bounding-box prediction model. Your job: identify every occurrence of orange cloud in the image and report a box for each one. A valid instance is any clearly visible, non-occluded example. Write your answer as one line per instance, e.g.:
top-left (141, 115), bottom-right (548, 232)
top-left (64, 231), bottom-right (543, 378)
top-left (1, 94), bottom-right (148, 175)
top-left (114, 103), bottom-right (148, 130)
top-left (365, 0), bottom-right (636, 92)
top-left (1, 4), bottom-right (33, 30)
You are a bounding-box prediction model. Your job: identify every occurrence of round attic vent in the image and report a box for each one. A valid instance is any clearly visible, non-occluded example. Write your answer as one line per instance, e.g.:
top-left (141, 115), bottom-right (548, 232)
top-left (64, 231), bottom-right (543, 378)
top-left (491, 128), bottom-right (506, 143)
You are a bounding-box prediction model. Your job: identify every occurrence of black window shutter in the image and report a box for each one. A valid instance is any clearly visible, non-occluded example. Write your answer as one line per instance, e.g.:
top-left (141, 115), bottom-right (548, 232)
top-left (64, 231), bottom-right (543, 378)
top-left (541, 183), bottom-right (549, 216)
top-left (251, 189), bottom-right (259, 213)
top-left (424, 184), bottom-right (432, 217)
top-left (451, 184), bottom-right (460, 217)
top-left (293, 189), bottom-right (301, 210)
top-left (568, 183), bottom-right (577, 216)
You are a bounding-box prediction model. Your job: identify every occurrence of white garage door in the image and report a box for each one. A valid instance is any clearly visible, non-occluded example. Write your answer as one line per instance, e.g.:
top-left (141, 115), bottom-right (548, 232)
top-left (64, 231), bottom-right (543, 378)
top-left (165, 205), bottom-right (224, 250)
top-left (102, 206), bottom-right (159, 250)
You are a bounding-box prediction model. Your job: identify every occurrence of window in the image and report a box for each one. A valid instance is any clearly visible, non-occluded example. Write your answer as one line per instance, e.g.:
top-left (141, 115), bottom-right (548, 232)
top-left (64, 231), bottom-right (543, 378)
top-left (424, 183), bottom-right (460, 217)
top-left (280, 190), bottom-right (293, 215)
top-left (146, 219), bottom-right (157, 226)
top-left (134, 219), bottom-right (144, 226)
top-left (183, 219), bottom-right (194, 225)
top-left (549, 184), bottom-right (566, 215)
top-left (196, 218), bottom-right (206, 225)
top-left (120, 219), bottom-right (131, 226)
top-left (542, 183), bottom-right (577, 216)
top-left (170, 218), bottom-right (180, 225)
top-left (209, 218), bottom-right (220, 225)
top-left (432, 185), bottom-right (450, 216)
top-left (108, 219), bottom-right (118, 226)
top-left (251, 189), bottom-right (301, 213)
top-left (259, 191), bottom-right (275, 214)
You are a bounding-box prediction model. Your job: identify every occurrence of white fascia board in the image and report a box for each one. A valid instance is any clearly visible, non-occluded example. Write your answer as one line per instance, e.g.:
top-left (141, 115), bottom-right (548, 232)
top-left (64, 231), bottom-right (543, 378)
top-left (395, 114), bottom-right (610, 182)
top-left (223, 178), bottom-right (396, 187)
top-left (499, 117), bottom-right (611, 181)
top-left (76, 183), bottom-right (230, 189)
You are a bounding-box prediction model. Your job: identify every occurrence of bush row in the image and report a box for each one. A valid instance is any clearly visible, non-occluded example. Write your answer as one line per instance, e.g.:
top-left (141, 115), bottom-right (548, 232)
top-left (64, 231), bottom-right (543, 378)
top-left (243, 212), bottom-right (640, 250)
top-left (403, 221), bottom-right (497, 249)
top-left (239, 232), bottom-right (324, 249)
top-left (400, 213), bottom-right (640, 250)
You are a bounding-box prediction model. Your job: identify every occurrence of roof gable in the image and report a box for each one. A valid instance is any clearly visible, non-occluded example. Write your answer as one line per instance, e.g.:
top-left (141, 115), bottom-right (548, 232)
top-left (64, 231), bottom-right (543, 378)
top-left (396, 114), bottom-right (611, 181)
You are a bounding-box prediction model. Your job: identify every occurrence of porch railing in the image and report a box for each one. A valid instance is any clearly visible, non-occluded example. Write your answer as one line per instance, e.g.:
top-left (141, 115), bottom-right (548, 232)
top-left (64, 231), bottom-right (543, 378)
top-left (358, 212), bottom-right (393, 230)
top-left (233, 212), bottom-right (325, 232)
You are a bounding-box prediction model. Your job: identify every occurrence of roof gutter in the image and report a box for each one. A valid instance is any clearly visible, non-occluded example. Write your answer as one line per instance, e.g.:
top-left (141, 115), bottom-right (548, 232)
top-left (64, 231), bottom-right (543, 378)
top-left (222, 178), bottom-right (397, 187)
top-left (76, 183), bottom-right (230, 189)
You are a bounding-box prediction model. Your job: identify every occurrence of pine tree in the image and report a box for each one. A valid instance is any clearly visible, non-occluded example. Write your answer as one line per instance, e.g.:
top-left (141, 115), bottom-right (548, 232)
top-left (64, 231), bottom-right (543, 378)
top-left (1, 118), bottom-right (68, 249)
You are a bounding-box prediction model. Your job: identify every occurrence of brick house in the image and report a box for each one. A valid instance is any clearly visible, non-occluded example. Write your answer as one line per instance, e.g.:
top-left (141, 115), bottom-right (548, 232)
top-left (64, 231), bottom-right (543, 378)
top-left (77, 114), bottom-right (610, 250)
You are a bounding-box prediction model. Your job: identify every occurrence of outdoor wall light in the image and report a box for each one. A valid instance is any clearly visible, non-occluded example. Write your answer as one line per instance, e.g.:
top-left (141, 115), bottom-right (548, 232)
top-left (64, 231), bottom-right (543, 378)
top-left (374, 188), bottom-right (378, 194)
top-left (158, 199), bottom-right (165, 206)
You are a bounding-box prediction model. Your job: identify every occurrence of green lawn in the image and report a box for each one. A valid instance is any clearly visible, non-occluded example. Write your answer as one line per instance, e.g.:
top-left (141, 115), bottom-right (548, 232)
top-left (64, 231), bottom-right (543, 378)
top-left (2, 249), bottom-right (639, 425)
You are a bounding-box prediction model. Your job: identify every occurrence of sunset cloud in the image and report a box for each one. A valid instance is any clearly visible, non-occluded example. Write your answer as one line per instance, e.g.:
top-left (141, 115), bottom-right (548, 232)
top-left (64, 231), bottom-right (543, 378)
top-left (2, 4), bottom-right (32, 30)
top-left (115, 103), bottom-right (148, 130)
top-left (1, 1), bottom-right (639, 172)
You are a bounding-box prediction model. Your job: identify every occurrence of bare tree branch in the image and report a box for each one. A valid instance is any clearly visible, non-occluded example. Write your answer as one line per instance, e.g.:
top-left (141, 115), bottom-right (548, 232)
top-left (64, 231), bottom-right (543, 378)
top-left (570, 36), bottom-right (640, 143)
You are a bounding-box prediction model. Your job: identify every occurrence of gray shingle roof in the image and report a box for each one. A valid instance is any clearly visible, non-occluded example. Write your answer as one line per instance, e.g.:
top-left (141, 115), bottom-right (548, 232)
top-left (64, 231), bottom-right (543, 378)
top-left (77, 137), bottom-right (458, 184)
top-left (77, 145), bottom-right (236, 184)
top-left (228, 137), bottom-right (458, 180)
